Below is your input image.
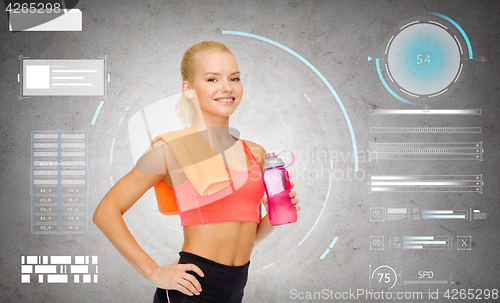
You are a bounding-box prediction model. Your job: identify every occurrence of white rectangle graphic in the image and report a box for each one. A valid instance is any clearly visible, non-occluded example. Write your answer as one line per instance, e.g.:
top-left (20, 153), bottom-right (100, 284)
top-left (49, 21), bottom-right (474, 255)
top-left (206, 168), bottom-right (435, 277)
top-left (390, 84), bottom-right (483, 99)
top-left (70, 265), bottom-right (88, 274)
top-left (34, 265), bottom-right (57, 274)
top-left (26, 65), bottom-right (50, 89)
top-left (83, 274), bottom-right (91, 283)
top-left (21, 265), bottom-right (32, 274)
top-left (50, 256), bottom-right (72, 264)
top-left (47, 274), bottom-right (68, 283)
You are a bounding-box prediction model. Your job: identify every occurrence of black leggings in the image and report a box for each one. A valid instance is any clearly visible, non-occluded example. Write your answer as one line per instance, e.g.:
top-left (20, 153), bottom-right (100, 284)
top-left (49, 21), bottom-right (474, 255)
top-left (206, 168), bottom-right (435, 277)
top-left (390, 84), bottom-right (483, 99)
top-left (152, 251), bottom-right (250, 303)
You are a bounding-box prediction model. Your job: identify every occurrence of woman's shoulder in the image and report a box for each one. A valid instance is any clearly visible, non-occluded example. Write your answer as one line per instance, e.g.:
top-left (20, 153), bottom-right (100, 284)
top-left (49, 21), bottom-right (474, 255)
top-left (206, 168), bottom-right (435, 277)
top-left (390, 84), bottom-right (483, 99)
top-left (241, 139), bottom-right (267, 167)
top-left (137, 129), bottom-right (193, 175)
top-left (151, 128), bottom-right (195, 144)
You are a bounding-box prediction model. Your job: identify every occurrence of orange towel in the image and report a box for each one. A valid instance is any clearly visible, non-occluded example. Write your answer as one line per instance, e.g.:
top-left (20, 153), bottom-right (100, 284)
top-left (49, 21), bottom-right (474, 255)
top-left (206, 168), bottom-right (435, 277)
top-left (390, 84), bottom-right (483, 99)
top-left (150, 128), bottom-right (232, 215)
top-left (153, 180), bottom-right (178, 215)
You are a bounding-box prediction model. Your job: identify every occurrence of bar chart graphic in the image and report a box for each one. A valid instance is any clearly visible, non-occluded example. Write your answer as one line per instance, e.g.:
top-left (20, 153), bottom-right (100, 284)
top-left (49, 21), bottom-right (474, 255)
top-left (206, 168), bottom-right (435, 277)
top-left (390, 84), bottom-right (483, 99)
top-left (403, 236), bottom-right (450, 250)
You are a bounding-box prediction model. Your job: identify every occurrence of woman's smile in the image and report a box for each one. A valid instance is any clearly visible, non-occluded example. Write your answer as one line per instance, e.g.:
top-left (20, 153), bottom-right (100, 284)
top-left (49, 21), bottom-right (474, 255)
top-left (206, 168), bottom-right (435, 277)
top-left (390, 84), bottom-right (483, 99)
top-left (214, 97), bottom-right (235, 105)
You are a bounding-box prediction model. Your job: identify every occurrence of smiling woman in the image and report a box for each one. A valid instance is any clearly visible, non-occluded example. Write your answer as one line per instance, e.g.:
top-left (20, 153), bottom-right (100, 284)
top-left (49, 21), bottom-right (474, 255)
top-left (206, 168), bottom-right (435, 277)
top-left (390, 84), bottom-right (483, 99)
top-left (181, 51), bottom-right (243, 128)
top-left (92, 41), bottom-right (300, 303)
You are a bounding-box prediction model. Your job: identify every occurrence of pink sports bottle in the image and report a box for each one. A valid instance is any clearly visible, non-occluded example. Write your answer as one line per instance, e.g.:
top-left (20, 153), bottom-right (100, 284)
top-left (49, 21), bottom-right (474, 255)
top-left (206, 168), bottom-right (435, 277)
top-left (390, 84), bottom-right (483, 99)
top-left (262, 150), bottom-right (296, 226)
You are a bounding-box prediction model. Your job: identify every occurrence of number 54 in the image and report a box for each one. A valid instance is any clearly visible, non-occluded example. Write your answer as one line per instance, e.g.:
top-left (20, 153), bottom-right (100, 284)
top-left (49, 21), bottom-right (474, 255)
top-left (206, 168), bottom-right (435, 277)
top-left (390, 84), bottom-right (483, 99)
top-left (417, 54), bottom-right (431, 64)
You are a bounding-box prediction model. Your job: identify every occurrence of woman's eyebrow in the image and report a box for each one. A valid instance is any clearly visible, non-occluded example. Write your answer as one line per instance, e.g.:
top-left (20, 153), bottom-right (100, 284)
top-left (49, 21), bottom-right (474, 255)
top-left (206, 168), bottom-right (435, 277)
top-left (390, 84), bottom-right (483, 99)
top-left (203, 71), bottom-right (240, 76)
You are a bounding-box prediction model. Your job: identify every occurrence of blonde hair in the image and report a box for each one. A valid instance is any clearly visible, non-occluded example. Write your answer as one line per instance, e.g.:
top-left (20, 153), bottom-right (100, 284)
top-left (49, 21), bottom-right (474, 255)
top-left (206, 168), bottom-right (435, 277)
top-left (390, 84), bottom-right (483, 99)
top-left (175, 41), bottom-right (235, 127)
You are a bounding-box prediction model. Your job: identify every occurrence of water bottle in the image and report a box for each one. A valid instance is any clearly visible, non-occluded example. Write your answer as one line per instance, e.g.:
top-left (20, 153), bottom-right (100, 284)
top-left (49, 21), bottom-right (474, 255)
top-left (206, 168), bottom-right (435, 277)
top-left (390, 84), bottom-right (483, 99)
top-left (262, 150), bottom-right (296, 226)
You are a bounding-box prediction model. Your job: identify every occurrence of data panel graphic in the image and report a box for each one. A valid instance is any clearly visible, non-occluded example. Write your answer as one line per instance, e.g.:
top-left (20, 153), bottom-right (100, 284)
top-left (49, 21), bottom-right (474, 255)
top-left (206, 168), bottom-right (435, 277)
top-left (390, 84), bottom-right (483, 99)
top-left (31, 131), bottom-right (88, 234)
top-left (21, 59), bottom-right (106, 97)
top-left (386, 23), bottom-right (461, 96)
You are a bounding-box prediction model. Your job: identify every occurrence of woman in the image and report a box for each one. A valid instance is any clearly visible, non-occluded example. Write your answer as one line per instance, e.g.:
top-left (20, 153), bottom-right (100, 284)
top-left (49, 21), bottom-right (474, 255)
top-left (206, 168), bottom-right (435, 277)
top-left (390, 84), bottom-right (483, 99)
top-left (93, 41), bottom-right (300, 303)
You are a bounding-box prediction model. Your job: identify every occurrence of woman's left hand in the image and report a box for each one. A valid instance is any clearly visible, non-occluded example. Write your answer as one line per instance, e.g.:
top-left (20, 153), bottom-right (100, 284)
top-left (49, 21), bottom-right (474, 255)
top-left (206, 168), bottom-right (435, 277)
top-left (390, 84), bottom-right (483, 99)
top-left (261, 182), bottom-right (300, 212)
top-left (289, 182), bottom-right (300, 212)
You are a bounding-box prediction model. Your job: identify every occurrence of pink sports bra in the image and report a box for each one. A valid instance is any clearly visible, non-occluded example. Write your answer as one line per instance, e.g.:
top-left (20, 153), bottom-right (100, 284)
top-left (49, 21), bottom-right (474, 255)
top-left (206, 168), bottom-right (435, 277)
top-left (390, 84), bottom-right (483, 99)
top-left (173, 138), bottom-right (265, 226)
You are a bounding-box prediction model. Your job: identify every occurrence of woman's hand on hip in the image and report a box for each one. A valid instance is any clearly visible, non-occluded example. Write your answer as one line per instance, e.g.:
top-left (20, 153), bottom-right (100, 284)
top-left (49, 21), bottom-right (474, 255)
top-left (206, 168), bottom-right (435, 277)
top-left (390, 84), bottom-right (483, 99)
top-left (149, 259), bottom-right (204, 296)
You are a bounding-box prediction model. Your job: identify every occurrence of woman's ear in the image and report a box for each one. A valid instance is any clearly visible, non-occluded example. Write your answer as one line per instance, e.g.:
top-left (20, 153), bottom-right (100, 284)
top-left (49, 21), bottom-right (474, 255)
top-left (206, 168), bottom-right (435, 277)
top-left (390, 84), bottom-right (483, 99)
top-left (182, 81), bottom-right (196, 99)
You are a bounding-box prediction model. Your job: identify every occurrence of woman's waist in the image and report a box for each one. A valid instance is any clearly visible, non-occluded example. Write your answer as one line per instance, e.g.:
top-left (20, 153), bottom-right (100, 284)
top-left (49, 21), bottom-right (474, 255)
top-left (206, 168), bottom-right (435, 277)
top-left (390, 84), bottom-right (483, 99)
top-left (181, 221), bottom-right (258, 266)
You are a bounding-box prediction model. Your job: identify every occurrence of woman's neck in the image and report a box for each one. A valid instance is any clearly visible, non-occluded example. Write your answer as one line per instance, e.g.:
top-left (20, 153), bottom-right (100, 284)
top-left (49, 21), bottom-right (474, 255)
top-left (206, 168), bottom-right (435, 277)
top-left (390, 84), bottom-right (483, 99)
top-left (190, 113), bottom-right (234, 145)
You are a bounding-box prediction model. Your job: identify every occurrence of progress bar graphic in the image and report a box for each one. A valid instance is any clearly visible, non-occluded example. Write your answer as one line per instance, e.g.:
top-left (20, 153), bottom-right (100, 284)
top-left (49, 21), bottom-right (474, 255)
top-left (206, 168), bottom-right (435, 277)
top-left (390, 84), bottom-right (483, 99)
top-left (372, 236), bottom-right (471, 250)
top-left (369, 142), bottom-right (483, 160)
top-left (370, 127), bottom-right (481, 134)
top-left (421, 210), bottom-right (469, 219)
top-left (370, 109), bottom-right (481, 115)
top-left (369, 207), bottom-right (485, 222)
top-left (369, 175), bottom-right (482, 193)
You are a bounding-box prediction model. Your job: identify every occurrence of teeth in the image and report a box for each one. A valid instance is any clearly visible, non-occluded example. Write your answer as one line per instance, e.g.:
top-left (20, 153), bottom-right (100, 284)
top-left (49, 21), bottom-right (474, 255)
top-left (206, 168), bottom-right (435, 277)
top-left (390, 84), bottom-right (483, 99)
top-left (216, 98), bottom-right (233, 103)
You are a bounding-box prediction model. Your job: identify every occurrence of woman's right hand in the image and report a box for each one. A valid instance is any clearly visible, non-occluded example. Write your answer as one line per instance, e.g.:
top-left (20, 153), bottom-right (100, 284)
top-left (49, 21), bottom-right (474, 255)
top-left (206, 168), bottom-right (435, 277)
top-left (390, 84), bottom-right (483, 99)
top-left (149, 259), bottom-right (204, 296)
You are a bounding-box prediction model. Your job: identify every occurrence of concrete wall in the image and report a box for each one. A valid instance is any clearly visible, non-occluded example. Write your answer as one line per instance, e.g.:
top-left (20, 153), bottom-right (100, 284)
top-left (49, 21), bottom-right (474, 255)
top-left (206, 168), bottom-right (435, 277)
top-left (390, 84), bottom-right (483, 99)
top-left (1, 0), bottom-right (499, 302)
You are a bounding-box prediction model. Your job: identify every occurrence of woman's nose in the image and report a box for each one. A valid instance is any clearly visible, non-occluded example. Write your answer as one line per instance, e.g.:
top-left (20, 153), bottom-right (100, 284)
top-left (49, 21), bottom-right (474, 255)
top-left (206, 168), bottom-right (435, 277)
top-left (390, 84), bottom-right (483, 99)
top-left (220, 80), bottom-right (232, 93)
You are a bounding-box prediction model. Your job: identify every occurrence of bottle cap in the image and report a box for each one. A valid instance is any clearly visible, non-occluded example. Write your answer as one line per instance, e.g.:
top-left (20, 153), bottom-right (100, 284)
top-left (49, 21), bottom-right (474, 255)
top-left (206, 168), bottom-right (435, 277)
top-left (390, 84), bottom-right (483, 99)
top-left (263, 152), bottom-right (285, 170)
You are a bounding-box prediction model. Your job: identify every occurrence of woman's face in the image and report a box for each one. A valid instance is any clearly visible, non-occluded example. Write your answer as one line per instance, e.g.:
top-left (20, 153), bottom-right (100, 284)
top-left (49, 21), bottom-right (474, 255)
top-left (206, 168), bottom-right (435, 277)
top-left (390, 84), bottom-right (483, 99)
top-left (186, 51), bottom-right (243, 119)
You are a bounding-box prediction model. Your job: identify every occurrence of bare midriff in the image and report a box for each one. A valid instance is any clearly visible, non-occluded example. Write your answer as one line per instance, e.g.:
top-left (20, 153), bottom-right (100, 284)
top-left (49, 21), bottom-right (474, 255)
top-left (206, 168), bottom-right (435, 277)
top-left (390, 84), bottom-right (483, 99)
top-left (182, 221), bottom-right (258, 266)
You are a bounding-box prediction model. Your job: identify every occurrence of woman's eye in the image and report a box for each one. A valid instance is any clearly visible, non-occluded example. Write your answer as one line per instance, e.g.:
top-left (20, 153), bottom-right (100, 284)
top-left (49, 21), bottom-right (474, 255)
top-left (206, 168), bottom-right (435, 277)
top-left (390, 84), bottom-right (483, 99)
top-left (231, 77), bottom-right (240, 82)
top-left (207, 78), bottom-right (216, 82)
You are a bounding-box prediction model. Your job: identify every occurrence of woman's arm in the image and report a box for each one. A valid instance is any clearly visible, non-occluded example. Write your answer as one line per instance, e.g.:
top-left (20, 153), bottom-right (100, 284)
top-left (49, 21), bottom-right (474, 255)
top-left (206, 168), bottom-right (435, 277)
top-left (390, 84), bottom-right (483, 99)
top-left (254, 196), bottom-right (275, 246)
top-left (93, 166), bottom-right (204, 296)
top-left (92, 168), bottom-right (164, 278)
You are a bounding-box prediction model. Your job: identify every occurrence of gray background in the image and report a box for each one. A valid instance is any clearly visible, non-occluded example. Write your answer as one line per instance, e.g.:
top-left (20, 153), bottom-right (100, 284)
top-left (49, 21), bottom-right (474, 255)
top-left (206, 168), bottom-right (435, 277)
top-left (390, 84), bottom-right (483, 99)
top-left (1, 0), bottom-right (499, 302)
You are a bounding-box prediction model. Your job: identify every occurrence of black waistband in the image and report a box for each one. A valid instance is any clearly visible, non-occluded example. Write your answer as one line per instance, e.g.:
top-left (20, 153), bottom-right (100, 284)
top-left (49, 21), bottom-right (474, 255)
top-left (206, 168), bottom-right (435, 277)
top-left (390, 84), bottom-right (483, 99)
top-left (179, 251), bottom-right (250, 274)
